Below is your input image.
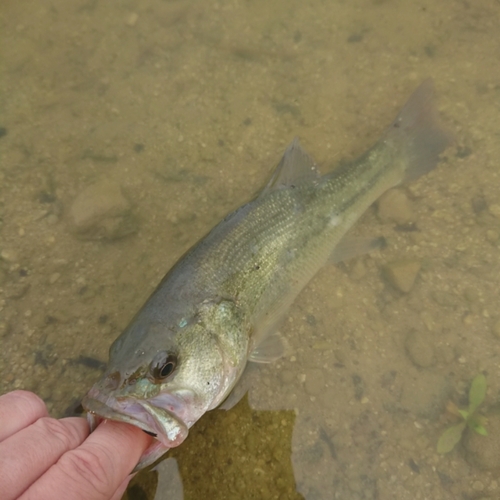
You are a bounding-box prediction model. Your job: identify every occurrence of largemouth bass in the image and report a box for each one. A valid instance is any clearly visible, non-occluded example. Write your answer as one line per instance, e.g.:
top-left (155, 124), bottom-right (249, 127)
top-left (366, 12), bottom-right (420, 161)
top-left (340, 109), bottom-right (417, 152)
top-left (82, 80), bottom-right (452, 470)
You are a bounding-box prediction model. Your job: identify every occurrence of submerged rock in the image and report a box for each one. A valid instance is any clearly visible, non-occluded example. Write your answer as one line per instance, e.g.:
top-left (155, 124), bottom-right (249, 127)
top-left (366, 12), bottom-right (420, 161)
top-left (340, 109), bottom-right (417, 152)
top-left (383, 259), bottom-right (421, 293)
top-left (377, 188), bottom-right (414, 224)
top-left (68, 180), bottom-right (138, 240)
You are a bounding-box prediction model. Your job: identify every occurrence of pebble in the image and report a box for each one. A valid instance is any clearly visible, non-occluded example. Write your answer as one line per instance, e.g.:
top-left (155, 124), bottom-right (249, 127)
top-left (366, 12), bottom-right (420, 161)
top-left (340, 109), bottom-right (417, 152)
top-left (383, 259), bottom-right (421, 293)
top-left (49, 272), bottom-right (61, 284)
top-left (463, 414), bottom-right (500, 470)
top-left (126, 12), bottom-right (138, 26)
top-left (68, 180), bottom-right (138, 240)
top-left (488, 204), bottom-right (500, 218)
top-left (377, 189), bottom-right (414, 224)
top-left (0, 249), bottom-right (18, 263)
top-left (405, 329), bottom-right (435, 368)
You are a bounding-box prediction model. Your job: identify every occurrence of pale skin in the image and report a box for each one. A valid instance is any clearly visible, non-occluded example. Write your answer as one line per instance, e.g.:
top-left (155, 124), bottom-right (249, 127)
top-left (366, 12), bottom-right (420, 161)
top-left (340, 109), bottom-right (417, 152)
top-left (0, 391), bottom-right (153, 500)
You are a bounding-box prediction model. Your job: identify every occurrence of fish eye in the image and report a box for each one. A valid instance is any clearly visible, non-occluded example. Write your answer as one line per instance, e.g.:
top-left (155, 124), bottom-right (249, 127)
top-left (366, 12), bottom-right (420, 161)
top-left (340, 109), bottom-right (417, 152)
top-left (149, 351), bottom-right (177, 383)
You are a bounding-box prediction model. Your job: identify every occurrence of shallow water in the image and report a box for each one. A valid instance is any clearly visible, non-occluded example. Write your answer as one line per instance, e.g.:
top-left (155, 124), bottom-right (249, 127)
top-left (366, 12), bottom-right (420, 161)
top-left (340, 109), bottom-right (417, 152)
top-left (1, 0), bottom-right (500, 499)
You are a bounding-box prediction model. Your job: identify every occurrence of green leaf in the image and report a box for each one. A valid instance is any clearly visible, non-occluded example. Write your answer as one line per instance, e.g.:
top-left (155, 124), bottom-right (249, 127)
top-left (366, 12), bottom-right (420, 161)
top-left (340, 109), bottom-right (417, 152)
top-left (458, 409), bottom-right (469, 420)
top-left (468, 374), bottom-right (487, 414)
top-left (474, 425), bottom-right (488, 436)
top-left (437, 422), bottom-right (467, 454)
top-left (467, 416), bottom-right (488, 436)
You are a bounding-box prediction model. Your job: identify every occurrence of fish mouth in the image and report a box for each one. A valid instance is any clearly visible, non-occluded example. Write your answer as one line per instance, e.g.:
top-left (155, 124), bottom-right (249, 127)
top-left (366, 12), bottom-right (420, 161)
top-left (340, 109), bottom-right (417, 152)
top-left (82, 386), bottom-right (189, 470)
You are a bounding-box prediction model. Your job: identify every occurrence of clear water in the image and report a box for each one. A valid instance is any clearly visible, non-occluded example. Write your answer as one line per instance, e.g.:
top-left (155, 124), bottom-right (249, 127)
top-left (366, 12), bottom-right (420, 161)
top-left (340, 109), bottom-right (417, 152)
top-left (1, 1), bottom-right (500, 499)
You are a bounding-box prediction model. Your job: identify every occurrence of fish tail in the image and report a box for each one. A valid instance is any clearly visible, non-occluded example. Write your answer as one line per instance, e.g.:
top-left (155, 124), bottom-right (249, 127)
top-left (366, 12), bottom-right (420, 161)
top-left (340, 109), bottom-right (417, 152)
top-left (384, 79), bottom-right (454, 183)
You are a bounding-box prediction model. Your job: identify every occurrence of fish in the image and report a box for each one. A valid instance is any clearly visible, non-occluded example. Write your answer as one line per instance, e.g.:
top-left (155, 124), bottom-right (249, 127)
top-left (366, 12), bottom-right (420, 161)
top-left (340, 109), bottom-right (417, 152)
top-left (82, 79), bottom-right (452, 470)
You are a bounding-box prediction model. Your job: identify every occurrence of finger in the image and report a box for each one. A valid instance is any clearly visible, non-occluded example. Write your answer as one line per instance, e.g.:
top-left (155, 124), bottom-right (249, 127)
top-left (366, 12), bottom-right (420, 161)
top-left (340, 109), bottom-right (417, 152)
top-left (109, 473), bottom-right (136, 500)
top-left (20, 420), bottom-right (153, 500)
top-left (0, 391), bottom-right (49, 442)
top-left (0, 416), bottom-right (89, 500)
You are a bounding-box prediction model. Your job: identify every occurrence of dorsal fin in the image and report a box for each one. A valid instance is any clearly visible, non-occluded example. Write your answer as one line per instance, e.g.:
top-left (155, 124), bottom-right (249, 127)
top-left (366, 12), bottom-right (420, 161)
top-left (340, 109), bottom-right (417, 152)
top-left (260, 138), bottom-right (319, 196)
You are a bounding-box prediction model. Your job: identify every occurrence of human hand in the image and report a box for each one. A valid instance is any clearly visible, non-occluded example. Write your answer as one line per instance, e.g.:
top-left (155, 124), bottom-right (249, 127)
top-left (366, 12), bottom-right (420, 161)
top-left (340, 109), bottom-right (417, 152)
top-left (0, 390), bottom-right (153, 500)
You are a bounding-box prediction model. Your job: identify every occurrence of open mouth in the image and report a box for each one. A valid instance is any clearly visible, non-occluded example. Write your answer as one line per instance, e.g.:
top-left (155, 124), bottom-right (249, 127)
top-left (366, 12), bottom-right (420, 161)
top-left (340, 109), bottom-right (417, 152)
top-left (82, 387), bottom-right (189, 470)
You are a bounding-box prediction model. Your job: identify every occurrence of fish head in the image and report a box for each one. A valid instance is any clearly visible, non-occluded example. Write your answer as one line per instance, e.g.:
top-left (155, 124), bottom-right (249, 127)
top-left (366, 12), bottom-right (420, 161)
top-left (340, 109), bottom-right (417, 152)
top-left (82, 299), bottom-right (249, 469)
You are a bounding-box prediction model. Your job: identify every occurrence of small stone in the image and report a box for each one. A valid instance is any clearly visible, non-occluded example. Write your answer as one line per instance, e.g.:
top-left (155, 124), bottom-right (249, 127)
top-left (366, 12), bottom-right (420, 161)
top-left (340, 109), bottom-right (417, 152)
top-left (49, 272), bottom-right (61, 284)
top-left (488, 204), bottom-right (500, 218)
top-left (377, 189), bottom-right (414, 224)
top-left (68, 180), bottom-right (138, 240)
top-left (126, 12), bottom-right (138, 26)
top-left (463, 414), bottom-right (500, 470)
top-left (334, 349), bottom-right (347, 364)
top-left (0, 249), bottom-right (18, 263)
top-left (383, 259), bottom-right (421, 293)
top-left (405, 329), bottom-right (435, 368)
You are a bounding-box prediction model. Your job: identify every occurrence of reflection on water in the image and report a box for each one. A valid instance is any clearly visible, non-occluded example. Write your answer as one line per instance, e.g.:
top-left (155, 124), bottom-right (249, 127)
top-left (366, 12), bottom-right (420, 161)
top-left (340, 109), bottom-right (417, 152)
top-left (1, 0), bottom-right (500, 499)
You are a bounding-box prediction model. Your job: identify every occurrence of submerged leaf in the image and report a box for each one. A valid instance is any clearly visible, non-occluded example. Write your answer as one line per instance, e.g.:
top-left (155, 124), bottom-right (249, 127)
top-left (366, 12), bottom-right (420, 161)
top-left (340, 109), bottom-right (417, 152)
top-left (467, 416), bottom-right (488, 436)
top-left (474, 425), bottom-right (488, 436)
top-left (468, 374), bottom-right (487, 414)
top-left (437, 422), bottom-right (466, 454)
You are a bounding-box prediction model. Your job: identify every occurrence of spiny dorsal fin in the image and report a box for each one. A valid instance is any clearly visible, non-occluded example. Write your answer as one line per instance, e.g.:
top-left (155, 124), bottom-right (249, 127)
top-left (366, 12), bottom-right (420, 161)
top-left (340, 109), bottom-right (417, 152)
top-left (260, 138), bottom-right (320, 196)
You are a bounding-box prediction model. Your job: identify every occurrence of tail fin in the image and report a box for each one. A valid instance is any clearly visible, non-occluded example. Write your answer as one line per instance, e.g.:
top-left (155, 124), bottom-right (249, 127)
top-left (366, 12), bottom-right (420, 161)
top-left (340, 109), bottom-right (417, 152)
top-left (385, 79), bottom-right (454, 183)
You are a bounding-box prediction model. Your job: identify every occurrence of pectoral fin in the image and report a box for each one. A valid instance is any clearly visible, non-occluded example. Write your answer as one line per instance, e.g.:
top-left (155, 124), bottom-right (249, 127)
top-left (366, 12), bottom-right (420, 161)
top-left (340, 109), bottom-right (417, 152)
top-left (248, 331), bottom-right (288, 363)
